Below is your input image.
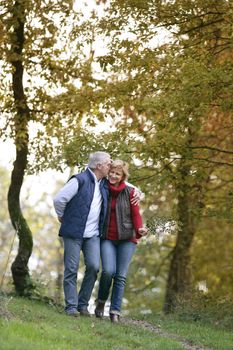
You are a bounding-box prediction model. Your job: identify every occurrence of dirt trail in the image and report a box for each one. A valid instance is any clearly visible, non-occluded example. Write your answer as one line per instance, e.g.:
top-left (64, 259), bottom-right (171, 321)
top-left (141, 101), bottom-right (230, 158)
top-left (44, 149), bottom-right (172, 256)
top-left (121, 318), bottom-right (212, 350)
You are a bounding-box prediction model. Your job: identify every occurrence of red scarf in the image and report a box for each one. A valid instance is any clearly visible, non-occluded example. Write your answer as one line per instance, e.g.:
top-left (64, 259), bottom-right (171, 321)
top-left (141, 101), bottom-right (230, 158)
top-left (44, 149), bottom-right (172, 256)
top-left (108, 181), bottom-right (126, 195)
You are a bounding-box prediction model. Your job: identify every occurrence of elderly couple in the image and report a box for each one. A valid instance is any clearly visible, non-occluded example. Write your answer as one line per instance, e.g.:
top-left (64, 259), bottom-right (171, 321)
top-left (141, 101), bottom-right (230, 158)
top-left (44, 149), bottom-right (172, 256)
top-left (53, 151), bottom-right (147, 323)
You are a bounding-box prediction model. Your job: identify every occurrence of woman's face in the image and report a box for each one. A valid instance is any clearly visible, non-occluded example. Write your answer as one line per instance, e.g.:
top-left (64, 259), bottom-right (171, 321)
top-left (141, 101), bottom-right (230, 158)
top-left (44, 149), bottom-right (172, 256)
top-left (108, 167), bottom-right (124, 186)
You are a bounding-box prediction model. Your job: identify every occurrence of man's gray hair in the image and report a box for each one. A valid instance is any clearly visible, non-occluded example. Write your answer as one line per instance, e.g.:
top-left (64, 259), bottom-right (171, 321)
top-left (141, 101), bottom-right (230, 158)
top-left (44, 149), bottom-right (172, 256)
top-left (88, 151), bottom-right (110, 169)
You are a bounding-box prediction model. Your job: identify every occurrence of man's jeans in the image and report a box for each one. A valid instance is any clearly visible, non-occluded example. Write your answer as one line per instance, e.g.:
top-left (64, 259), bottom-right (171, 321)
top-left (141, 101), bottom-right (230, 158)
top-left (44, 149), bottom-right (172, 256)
top-left (97, 239), bottom-right (136, 315)
top-left (63, 236), bottom-right (100, 313)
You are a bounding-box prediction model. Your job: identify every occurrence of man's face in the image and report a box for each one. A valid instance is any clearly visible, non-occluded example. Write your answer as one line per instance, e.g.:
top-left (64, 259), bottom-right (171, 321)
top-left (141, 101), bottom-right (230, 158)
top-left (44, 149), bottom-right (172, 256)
top-left (99, 157), bottom-right (112, 178)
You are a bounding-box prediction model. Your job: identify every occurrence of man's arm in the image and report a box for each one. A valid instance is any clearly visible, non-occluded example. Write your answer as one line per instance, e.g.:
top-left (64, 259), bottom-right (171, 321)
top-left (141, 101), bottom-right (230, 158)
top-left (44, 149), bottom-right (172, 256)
top-left (125, 181), bottom-right (143, 205)
top-left (53, 177), bottom-right (79, 221)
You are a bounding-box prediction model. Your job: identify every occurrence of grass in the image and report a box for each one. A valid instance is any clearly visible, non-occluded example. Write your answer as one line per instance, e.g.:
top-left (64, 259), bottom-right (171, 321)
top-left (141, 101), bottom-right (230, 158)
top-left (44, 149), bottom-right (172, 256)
top-left (132, 312), bottom-right (233, 350)
top-left (1, 293), bottom-right (233, 350)
top-left (0, 294), bottom-right (185, 350)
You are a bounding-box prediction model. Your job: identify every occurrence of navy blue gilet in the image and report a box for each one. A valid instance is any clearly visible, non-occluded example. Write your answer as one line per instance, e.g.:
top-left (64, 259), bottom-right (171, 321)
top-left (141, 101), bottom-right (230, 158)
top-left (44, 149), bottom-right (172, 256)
top-left (59, 169), bottom-right (109, 239)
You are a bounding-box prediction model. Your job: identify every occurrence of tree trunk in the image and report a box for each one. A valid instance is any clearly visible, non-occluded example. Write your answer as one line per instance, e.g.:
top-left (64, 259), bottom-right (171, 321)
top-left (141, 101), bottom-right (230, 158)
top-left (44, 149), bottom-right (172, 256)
top-left (8, 146), bottom-right (33, 295)
top-left (7, 0), bottom-right (33, 295)
top-left (163, 161), bottom-right (199, 313)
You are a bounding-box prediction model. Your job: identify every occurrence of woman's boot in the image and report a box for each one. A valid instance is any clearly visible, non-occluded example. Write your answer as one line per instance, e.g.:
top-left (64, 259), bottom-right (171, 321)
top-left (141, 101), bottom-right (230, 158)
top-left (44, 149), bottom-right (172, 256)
top-left (110, 313), bottom-right (120, 323)
top-left (95, 301), bottom-right (105, 318)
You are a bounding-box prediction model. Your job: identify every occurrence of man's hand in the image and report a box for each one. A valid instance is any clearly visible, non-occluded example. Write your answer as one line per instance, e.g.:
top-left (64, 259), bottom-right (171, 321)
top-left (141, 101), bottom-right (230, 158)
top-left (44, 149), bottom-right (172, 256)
top-left (138, 227), bottom-right (148, 237)
top-left (131, 189), bottom-right (141, 205)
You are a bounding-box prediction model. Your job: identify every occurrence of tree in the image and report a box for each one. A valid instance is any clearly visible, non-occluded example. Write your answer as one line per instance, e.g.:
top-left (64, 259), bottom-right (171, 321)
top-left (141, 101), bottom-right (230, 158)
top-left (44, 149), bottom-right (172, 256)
top-left (0, 0), bottom-right (104, 294)
top-left (85, 0), bottom-right (233, 312)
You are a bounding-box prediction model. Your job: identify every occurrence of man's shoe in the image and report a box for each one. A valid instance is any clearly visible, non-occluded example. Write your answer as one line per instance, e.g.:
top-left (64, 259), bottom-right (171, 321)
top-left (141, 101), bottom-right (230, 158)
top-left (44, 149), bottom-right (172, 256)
top-left (95, 302), bottom-right (105, 318)
top-left (79, 309), bottom-right (91, 317)
top-left (110, 313), bottom-right (120, 323)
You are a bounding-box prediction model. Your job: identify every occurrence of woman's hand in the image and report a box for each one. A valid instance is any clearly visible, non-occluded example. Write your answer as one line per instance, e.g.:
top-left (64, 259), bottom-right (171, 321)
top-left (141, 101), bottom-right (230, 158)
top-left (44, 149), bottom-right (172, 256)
top-left (138, 227), bottom-right (148, 236)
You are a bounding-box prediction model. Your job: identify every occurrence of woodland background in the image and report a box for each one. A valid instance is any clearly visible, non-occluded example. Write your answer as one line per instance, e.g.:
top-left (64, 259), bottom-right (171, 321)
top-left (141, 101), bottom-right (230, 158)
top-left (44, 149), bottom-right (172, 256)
top-left (0, 0), bottom-right (233, 325)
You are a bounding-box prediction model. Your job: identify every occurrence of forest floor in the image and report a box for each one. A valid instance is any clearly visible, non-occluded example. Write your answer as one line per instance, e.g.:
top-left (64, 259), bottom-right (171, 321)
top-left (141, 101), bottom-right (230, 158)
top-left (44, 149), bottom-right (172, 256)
top-left (0, 294), bottom-right (232, 350)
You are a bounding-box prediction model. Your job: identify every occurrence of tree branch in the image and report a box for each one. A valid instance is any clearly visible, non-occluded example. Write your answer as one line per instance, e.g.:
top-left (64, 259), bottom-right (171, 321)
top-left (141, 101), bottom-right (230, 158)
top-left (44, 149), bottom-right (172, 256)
top-left (192, 157), bottom-right (233, 167)
top-left (190, 146), bottom-right (233, 155)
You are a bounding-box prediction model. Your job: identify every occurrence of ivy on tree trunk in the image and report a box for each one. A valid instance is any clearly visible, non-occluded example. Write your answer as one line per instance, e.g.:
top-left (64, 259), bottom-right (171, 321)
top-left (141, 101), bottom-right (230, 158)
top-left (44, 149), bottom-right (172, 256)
top-left (7, 0), bottom-right (33, 295)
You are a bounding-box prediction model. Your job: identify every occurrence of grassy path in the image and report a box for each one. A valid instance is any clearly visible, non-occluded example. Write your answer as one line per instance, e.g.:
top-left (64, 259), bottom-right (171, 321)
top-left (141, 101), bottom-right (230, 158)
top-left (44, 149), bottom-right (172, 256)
top-left (122, 318), bottom-right (210, 350)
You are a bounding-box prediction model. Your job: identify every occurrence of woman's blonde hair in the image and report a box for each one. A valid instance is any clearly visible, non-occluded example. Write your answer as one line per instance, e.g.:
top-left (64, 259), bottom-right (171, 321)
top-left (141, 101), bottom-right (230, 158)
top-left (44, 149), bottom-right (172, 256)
top-left (110, 159), bottom-right (129, 180)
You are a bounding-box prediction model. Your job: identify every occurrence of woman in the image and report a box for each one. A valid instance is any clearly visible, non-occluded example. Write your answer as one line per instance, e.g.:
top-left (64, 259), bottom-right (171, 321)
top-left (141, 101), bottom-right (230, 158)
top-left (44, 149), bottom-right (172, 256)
top-left (95, 160), bottom-right (148, 323)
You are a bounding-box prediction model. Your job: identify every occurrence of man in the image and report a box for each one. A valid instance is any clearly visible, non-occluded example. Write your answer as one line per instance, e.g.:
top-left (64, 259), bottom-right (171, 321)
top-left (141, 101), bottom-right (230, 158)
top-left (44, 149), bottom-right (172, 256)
top-left (53, 151), bottom-right (111, 316)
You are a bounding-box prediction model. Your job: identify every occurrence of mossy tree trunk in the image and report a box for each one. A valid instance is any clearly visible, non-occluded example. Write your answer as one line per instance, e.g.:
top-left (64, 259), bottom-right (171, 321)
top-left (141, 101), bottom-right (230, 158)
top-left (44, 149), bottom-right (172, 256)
top-left (7, 0), bottom-right (33, 295)
top-left (163, 158), bottom-right (201, 313)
